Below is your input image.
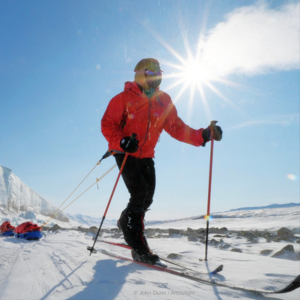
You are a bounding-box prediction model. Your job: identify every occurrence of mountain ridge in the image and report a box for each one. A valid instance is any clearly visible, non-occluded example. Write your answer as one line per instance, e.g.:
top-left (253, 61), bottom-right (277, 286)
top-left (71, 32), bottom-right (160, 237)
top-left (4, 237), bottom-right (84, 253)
top-left (229, 202), bottom-right (300, 212)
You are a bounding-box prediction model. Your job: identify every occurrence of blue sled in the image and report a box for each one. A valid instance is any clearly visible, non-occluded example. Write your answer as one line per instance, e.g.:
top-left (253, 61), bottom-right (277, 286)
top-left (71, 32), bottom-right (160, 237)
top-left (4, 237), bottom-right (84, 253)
top-left (1, 230), bottom-right (14, 237)
top-left (14, 231), bottom-right (43, 240)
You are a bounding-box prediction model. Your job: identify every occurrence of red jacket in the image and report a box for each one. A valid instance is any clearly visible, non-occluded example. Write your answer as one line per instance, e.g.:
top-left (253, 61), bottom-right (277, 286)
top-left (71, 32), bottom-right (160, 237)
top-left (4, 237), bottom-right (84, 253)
top-left (101, 81), bottom-right (204, 158)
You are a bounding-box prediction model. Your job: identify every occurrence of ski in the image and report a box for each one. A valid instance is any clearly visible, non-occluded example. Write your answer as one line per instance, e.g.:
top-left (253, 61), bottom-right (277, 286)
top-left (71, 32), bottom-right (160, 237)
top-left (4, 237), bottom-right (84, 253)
top-left (98, 239), bottom-right (223, 275)
top-left (100, 248), bottom-right (300, 294)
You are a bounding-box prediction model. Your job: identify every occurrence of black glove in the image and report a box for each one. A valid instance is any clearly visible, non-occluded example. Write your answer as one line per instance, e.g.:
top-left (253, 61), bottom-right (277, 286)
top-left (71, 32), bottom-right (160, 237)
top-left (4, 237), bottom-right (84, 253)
top-left (120, 134), bottom-right (139, 153)
top-left (202, 121), bottom-right (223, 146)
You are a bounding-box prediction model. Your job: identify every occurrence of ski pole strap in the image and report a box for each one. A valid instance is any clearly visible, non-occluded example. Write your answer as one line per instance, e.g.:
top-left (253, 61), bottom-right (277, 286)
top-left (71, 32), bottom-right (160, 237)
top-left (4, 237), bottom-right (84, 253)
top-left (41, 163), bottom-right (117, 227)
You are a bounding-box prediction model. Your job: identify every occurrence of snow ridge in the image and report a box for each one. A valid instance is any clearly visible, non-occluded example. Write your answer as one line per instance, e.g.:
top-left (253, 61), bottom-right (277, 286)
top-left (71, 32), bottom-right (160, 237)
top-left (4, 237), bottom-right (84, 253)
top-left (0, 165), bottom-right (68, 222)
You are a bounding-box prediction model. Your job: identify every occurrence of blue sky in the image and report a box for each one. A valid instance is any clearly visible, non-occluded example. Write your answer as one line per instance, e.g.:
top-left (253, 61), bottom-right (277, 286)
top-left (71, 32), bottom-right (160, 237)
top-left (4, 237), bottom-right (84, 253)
top-left (0, 0), bottom-right (299, 220)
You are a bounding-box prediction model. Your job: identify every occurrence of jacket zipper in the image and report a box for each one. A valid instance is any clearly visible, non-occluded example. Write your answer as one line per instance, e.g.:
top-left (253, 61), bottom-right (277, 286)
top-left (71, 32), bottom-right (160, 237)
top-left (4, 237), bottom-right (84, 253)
top-left (139, 97), bottom-right (151, 158)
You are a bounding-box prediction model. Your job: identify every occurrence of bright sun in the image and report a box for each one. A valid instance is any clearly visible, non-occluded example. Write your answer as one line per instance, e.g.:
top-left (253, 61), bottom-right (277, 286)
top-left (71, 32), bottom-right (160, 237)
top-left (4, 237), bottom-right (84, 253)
top-left (160, 46), bottom-right (240, 120)
top-left (145, 23), bottom-right (244, 119)
top-left (181, 60), bottom-right (210, 85)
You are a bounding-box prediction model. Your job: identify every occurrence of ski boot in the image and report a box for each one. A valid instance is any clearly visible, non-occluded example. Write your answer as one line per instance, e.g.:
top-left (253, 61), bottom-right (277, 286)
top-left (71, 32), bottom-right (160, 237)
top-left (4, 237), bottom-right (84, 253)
top-left (131, 249), bottom-right (166, 267)
top-left (117, 205), bottom-right (167, 267)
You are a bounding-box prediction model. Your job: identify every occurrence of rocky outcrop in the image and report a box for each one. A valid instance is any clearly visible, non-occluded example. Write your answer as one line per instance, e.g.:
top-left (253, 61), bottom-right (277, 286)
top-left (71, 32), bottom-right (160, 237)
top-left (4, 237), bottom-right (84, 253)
top-left (272, 244), bottom-right (300, 261)
top-left (276, 227), bottom-right (295, 241)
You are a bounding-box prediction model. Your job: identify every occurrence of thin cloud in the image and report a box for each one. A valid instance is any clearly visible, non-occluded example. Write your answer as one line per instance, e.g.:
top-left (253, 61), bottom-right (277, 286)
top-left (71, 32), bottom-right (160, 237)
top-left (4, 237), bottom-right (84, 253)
top-left (229, 113), bottom-right (300, 130)
top-left (199, 1), bottom-right (300, 78)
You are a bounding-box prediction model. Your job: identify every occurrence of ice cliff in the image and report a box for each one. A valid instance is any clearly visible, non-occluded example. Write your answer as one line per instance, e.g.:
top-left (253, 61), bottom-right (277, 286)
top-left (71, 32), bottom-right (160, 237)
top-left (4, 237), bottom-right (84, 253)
top-left (0, 165), bottom-right (68, 222)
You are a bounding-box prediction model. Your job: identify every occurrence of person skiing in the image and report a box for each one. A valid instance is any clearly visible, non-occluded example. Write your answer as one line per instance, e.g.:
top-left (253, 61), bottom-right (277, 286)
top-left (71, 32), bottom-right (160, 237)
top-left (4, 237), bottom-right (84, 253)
top-left (101, 58), bottom-right (222, 265)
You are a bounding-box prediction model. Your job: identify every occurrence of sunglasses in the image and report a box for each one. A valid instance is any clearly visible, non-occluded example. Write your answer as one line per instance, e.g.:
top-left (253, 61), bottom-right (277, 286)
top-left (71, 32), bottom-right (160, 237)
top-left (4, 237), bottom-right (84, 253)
top-left (144, 69), bottom-right (162, 76)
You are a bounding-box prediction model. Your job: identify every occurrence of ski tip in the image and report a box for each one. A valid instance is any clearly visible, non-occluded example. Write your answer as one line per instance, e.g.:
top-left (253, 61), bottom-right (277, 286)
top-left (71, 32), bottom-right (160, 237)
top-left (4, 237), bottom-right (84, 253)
top-left (210, 264), bottom-right (223, 275)
top-left (288, 274), bottom-right (300, 291)
top-left (272, 274), bottom-right (300, 294)
top-left (294, 275), bottom-right (300, 282)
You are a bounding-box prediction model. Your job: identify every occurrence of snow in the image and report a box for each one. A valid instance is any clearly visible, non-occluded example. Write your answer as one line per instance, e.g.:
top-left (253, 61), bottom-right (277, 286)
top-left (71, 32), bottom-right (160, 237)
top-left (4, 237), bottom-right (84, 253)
top-left (67, 213), bottom-right (117, 228)
top-left (0, 206), bottom-right (299, 300)
top-left (0, 165), bottom-right (68, 222)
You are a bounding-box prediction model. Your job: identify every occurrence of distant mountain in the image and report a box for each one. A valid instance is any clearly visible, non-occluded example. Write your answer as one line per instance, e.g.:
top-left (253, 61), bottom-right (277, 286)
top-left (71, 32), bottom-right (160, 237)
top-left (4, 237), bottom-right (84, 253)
top-left (67, 213), bottom-right (117, 227)
top-left (146, 202), bottom-right (300, 226)
top-left (228, 203), bottom-right (300, 212)
top-left (0, 165), bottom-right (68, 222)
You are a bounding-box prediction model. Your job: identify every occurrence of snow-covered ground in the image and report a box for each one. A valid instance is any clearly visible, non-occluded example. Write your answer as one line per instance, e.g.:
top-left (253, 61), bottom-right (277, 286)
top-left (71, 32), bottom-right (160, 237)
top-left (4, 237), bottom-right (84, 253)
top-left (0, 205), bottom-right (299, 300)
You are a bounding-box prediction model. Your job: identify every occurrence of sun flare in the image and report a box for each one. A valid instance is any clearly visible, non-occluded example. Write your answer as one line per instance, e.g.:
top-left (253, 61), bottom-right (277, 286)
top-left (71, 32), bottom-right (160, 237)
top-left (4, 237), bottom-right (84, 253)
top-left (181, 60), bottom-right (210, 85)
top-left (160, 45), bottom-right (244, 120)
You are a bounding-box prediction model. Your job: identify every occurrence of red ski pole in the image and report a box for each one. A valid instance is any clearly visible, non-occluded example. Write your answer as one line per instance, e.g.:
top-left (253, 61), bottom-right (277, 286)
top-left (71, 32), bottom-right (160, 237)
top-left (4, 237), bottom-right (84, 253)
top-left (88, 152), bottom-right (129, 256)
top-left (204, 121), bottom-right (216, 261)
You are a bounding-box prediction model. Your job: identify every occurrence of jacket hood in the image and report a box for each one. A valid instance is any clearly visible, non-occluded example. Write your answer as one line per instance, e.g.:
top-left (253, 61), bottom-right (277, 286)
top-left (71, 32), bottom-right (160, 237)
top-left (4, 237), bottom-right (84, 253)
top-left (124, 81), bottom-right (160, 96)
top-left (124, 81), bottom-right (141, 94)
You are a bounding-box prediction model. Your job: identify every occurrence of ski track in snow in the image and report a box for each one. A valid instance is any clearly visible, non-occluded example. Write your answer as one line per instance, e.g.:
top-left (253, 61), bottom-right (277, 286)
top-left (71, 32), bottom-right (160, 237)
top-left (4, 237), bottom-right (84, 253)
top-left (0, 206), bottom-right (299, 300)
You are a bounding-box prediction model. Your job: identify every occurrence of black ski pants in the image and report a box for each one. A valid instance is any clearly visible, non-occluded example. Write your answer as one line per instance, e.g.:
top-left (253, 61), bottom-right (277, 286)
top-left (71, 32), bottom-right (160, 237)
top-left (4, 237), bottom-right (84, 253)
top-left (114, 154), bottom-right (156, 212)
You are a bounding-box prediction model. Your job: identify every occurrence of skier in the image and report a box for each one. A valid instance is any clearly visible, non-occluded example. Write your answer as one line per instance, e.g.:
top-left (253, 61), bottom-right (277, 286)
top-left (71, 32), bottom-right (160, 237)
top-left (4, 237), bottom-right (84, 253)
top-left (101, 58), bottom-right (222, 265)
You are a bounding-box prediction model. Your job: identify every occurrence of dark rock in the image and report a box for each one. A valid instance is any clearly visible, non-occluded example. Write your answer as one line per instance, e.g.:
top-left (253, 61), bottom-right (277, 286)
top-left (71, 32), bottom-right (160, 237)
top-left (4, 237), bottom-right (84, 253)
top-left (279, 245), bottom-right (295, 252)
top-left (208, 227), bottom-right (228, 234)
top-left (111, 233), bottom-right (122, 239)
top-left (260, 249), bottom-right (273, 255)
top-left (219, 243), bottom-right (231, 249)
top-left (209, 238), bottom-right (220, 246)
top-left (169, 228), bottom-right (181, 236)
top-left (52, 224), bottom-right (61, 231)
top-left (213, 234), bottom-right (226, 238)
top-left (231, 248), bottom-right (242, 253)
top-left (188, 236), bottom-right (198, 242)
top-left (167, 253), bottom-right (182, 259)
top-left (89, 226), bottom-right (98, 235)
top-left (277, 227), bottom-right (295, 240)
top-left (196, 228), bottom-right (206, 235)
top-left (271, 244), bottom-right (300, 261)
top-left (186, 231), bottom-right (202, 239)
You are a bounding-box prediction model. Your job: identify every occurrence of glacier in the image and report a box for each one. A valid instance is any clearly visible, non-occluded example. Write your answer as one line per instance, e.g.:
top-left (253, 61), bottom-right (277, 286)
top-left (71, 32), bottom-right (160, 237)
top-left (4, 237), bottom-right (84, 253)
top-left (0, 165), bottom-right (68, 222)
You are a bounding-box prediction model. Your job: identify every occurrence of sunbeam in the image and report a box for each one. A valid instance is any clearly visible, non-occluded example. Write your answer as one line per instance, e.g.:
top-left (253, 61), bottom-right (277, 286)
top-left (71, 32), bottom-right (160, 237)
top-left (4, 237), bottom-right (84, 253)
top-left (142, 16), bottom-right (258, 122)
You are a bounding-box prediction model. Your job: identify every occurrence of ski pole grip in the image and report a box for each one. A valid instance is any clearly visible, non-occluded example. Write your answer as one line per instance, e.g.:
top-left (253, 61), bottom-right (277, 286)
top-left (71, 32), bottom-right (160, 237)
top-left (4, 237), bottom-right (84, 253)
top-left (210, 121), bottom-right (217, 140)
top-left (210, 120), bottom-right (222, 141)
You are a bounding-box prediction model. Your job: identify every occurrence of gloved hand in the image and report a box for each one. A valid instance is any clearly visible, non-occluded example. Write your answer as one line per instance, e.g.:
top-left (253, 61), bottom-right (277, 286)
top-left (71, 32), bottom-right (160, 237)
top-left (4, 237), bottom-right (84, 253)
top-left (120, 133), bottom-right (139, 153)
top-left (202, 121), bottom-right (223, 146)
